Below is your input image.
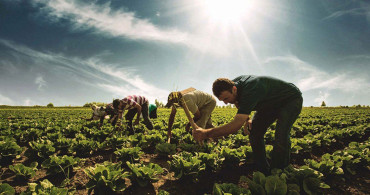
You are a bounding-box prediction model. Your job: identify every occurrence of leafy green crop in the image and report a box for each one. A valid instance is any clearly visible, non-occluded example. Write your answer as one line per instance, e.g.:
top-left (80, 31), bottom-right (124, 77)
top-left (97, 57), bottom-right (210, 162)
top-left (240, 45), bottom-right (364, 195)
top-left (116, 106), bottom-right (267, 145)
top-left (168, 152), bottom-right (206, 181)
top-left (114, 146), bottom-right (143, 163)
top-left (41, 155), bottom-right (81, 175)
top-left (126, 162), bottom-right (164, 187)
top-left (85, 161), bottom-right (128, 194)
top-left (0, 183), bottom-right (15, 195)
top-left (20, 179), bottom-right (75, 195)
top-left (213, 183), bottom-right (250, 195)
top-left (155, 143), bottom-right (177, 156)
top-left (9, 162), bottom-right (38, 180)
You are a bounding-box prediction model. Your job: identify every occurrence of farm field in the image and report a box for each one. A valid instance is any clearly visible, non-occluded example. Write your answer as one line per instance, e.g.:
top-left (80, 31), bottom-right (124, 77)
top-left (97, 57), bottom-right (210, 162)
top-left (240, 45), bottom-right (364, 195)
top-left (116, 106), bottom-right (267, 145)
top-left (0, 107), bottom-right (369, 194)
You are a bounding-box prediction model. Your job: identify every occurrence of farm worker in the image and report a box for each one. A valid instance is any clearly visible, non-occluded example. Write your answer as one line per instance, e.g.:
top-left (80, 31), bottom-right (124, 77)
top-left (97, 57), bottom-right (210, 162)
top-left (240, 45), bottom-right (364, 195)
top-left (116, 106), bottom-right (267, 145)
top-left (192, 75), bottom-right (303, 175)
top-left (112, 95), bottom-right (154, 134)
top-left (149, 103), bottom-right (158, 119)
top-left (166, 87), bottom-right (216, 138)
top-left (85, 104), bottom-right (118, 129)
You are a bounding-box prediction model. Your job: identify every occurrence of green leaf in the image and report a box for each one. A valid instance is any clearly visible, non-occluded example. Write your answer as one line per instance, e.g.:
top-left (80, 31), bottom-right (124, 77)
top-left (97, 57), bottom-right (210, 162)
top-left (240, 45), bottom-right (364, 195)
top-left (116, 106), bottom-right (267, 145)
top-left (253, 172), bottom-right (266, 186)
top-left (0, 183), bottom-right (15, 195)
top-left (264, 176), bottom-right (287, 195)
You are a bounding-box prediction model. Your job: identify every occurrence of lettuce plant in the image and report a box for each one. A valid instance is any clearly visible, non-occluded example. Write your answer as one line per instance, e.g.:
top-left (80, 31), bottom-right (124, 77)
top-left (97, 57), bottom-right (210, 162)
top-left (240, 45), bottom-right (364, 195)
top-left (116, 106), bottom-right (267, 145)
top-left (20, 179), bottom-right (74, 195)
top-left (41, 155), bottom-right (81, 176)
top-left (85, 161), bottom-right (128, 194)
top-left (155, 143), bottom-right (176, 156)
top-left (213, 183), bottom-right (250, 195)
top-left (168, 152), bottom-right (206, 181)
top-left (126, 162), bottom-right (164, 187)
top-left (0, 183), bottom-right (15, 195)
top-left (114, 147), bottom-right (143, 163)
top-left (9, 162), bottom-right (38, 180)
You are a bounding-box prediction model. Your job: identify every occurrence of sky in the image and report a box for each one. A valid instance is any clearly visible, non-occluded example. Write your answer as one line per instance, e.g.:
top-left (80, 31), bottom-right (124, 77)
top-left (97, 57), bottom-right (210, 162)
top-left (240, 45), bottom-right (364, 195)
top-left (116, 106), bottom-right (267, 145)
top-left (0, 0), bottom-right (369, 107)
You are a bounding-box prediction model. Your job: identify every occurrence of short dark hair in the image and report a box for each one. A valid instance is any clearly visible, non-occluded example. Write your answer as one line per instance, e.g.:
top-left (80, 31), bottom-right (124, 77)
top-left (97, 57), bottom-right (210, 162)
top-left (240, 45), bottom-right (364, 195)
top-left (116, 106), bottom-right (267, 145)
top-left (212, 78), bottom-right (235, 97)
top-left (113, 99), bottom-right (120, 109)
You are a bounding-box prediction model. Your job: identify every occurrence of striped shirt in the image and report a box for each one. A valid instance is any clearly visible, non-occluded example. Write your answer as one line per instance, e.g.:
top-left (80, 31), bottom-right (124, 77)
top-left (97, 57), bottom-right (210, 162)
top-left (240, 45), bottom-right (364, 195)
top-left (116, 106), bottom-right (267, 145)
top-left (121, 95), bottom-right (148, 110)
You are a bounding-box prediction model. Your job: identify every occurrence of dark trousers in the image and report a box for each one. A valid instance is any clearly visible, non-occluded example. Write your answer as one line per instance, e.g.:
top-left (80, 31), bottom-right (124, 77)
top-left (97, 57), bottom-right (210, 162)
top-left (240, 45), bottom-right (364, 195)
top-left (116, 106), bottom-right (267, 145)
top-left (125, 103), bottom-right (153, 130)
top-left (249, 96), bottom-right (303, 174)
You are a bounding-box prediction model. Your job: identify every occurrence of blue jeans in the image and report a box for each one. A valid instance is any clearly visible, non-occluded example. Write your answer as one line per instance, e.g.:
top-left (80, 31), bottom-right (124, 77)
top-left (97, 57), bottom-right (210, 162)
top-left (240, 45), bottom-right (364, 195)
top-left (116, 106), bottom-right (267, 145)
top-left (249, 96), bottom-right (303, 174)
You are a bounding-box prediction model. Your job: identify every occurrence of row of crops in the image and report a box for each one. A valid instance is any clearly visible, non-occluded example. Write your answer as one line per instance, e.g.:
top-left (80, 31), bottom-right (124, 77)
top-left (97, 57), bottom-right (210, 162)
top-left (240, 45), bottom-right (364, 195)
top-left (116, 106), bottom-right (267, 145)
top-left (0, 107), bottom-right (369, 194)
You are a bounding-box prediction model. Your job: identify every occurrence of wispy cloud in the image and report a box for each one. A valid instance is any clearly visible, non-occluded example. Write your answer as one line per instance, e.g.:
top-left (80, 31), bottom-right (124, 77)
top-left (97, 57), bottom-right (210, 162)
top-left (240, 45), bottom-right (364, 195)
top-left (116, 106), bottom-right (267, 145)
top-left (35, 75), bottom-right (47, 90)
top-left (0, 93), bottom-right (14, 105)
top-left (263, 55), bottom-right (370, 93)
top-left (0, 39), bottom-right (169, 103)
top-left (30, 0), bottom-right (230, 56)
top-left (323, 6), bottom-right (370, 21)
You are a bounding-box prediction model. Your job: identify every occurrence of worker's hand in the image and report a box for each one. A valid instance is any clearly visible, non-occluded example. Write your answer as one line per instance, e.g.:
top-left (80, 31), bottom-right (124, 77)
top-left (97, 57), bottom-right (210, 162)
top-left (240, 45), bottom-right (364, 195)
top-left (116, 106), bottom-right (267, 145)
top-left (133, 119), bottom-right (140, 126)
top-left (192, 127), bottom-right (208, 143)
top-left (244, 119), bottom-right (252, 135)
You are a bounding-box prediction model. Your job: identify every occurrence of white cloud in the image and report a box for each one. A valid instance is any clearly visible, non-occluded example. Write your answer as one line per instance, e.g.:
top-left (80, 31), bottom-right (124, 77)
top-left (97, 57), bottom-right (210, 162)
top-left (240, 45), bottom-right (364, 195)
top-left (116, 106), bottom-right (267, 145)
top-left (35, 75), bottom-right (47, 90)
top-left (0, 93), bottom-right (14, 105)
top-left (31, 0), bottom-right (231, 56)
top-left (0, 39), bottom-right (169, 104)
top-left (323, 7), bottom-right (370, 21)
top-left (24, 99), bottom-right (33, 106)
top-left (263, 55), bottom-right (370, 93)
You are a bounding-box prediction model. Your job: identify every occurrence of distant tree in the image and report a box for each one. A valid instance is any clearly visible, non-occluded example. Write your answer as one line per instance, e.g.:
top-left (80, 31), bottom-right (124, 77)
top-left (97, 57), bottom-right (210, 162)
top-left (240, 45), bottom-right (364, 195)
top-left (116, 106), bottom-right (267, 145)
top-left (155, 99), bottom-right (164, 108)
top-left (83, 102), bottom-right (107, 107)
top-left (47, 103), bottom-right (54, 108)
top-left (321, 101), bottom-right (326, 107)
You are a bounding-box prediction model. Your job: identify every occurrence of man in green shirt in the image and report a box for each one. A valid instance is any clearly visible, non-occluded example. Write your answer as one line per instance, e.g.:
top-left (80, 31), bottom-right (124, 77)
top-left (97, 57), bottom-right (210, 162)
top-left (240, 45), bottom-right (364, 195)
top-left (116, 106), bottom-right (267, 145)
top-left (192, 75), bottom-right (303, 174)
top-left (149, 104), bottom-right (158, 119)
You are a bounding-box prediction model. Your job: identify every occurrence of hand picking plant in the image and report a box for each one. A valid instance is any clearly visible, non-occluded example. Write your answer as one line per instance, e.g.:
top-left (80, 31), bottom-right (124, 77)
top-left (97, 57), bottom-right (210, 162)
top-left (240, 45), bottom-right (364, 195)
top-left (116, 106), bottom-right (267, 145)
top-left (85, 161), bottom-right (129, 194)
top-left (126, 162), bottom-right (164, 187)
top-left (9, 162), bottom-right (38, 180)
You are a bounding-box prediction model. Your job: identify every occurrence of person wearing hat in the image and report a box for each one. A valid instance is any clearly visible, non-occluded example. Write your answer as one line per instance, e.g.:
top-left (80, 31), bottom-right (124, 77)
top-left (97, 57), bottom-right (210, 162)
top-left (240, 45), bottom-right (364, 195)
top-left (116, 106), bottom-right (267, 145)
top-left (112, 95), bottom-right (154, 134)
top-left (166, 88), bottom-right (216, 138)
top-left (85, 104), bottom-right (118, 129)
top-left (192, 75), bottom-right (303, 175)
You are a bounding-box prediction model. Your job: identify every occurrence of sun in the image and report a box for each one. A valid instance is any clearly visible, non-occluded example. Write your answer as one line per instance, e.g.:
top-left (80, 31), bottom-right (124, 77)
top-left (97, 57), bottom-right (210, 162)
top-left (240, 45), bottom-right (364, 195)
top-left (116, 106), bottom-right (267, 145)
top-left (203, 0), bottom-right (254, 24)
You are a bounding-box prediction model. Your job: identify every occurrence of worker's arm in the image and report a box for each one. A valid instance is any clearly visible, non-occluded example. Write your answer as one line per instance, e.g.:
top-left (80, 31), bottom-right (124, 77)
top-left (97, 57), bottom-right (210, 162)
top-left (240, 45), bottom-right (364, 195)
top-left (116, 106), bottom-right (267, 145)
top-left (193, 114), bottom-right (249, 142)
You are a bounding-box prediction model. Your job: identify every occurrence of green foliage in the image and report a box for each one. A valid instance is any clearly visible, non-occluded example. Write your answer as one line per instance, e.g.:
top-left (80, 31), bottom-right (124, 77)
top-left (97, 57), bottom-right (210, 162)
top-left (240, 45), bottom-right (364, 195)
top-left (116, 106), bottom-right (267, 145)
top-left (126, 162), bottom-right (164, 187)
top-left (114, 147), bottom-right (143, 163)
top-left (0, 140), bottom-right (22, 164)
top-left (155, 143), bottom-right (177, 156)
top-left (41, 155), bottom-right (81, 175)
top-left (0, 183), bottom-right (15, 195)
top-left (9, 162), bottom-right (38, 180)
top-left (20, 179), bottom-right (75, 195)
top-left (26, 139), bottom-right (56, 160)
top-left (47, 103), bottom-right (54, 108)
top-left (213, 183), bottom-right (251, 195)
top-left (84, 161), bottom-right (129, 194)
top-left (168, 152), bottom-right (206, 181)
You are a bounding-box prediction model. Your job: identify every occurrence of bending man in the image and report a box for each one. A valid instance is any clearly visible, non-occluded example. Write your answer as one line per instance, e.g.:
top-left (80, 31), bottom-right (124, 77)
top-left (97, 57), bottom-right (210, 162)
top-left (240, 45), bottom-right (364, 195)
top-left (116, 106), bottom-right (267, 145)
top-left (192, 75), bottom-right (303, 174)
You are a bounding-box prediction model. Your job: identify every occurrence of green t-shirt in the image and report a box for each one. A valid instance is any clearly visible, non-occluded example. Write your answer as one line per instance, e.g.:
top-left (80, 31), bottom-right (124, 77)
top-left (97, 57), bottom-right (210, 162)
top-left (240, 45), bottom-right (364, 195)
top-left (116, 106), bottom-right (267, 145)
top-left (149, 104), bottom-right (157, 114)
top-left (233, 75), bottom-right (302, 115)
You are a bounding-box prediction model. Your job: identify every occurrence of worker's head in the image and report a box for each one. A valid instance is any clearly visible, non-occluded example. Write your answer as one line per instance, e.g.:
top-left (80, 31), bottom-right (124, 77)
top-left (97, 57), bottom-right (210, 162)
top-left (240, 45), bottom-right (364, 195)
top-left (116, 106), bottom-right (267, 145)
top-left (105, 104), bottom-right (117, 116)
top-left (92, 105), bottom-right (106, 118)
top-left (165, 92), bottom-right (183, 108)
top-left (113, 99), bottom-right (121, 109)
top-left (212, 78), bottom-right (238, 104)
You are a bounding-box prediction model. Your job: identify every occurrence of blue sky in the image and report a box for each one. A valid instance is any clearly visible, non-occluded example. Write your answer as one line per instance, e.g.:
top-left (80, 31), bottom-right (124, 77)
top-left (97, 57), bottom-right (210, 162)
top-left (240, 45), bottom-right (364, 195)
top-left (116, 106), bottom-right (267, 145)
top-left (0, 0), bottom-right (369, 106)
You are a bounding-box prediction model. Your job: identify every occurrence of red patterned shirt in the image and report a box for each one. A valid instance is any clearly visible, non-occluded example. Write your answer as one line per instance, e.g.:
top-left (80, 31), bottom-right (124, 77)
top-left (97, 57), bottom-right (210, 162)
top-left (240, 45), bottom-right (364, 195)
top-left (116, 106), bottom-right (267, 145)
top-left (121, 95), bottom-right (148, 110)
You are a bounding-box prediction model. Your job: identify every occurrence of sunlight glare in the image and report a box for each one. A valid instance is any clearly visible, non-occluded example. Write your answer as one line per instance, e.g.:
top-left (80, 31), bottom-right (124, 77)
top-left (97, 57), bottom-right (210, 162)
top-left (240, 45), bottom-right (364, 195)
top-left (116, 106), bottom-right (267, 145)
top-left (203, 0), bottom-right (253, 23)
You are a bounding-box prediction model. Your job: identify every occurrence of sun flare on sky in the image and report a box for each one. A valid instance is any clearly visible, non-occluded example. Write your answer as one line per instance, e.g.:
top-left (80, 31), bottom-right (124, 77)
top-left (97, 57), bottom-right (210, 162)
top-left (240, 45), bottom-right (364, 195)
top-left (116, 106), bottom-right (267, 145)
top-left (202, 0), bottom-right (257, 24)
